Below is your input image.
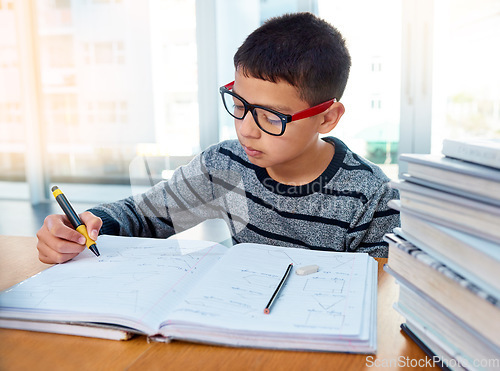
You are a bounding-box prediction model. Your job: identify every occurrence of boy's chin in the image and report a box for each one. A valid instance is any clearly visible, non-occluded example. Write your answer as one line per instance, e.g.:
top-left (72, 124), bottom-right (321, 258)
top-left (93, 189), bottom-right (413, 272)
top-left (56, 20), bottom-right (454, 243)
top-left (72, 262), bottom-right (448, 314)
top-left (244, 154), bottom-right (268, 168)
top-left (245, 156), bottom-right (261, 166)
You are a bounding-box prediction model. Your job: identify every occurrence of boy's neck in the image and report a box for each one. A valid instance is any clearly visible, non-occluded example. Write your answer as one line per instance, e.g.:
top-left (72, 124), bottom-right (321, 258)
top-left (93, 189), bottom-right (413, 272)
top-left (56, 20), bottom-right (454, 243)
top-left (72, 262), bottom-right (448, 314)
top-left (266, 139), bottom-right (335, 186)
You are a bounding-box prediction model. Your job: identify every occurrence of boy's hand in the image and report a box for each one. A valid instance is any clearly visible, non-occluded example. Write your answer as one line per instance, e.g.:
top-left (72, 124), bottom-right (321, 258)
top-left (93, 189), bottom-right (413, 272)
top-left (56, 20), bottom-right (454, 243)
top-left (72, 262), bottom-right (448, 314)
top-left (36, 211), bottom-right (102, 264)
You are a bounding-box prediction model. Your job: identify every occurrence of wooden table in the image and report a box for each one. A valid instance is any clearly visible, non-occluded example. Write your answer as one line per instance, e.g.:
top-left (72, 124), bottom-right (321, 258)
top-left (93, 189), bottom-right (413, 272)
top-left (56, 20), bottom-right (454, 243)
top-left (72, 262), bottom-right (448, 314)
top-left (0, 235), bottom-right (438, 370)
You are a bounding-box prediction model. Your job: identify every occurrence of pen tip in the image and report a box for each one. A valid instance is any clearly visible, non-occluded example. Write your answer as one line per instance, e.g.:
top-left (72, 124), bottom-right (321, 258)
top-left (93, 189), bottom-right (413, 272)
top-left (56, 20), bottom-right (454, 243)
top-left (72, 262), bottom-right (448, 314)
top-left (89, 244), bottom-right (100, 257)
top-left (51, 186), bottom-right (59, 192)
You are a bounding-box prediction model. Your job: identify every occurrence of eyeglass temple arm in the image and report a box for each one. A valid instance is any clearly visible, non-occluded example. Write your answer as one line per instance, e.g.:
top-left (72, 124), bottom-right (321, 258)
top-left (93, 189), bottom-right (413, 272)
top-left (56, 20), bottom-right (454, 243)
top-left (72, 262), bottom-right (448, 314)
top-left (291, 99), bottom-right (336, 121)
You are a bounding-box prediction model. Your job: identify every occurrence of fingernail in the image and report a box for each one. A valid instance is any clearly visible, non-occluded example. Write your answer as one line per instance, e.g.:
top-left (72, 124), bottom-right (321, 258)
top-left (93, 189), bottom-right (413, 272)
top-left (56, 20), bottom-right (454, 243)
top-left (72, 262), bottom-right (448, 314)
top-left (78, 237), bottom-right (86, 244)
top-left (91, 230), bottom-right (98, 240)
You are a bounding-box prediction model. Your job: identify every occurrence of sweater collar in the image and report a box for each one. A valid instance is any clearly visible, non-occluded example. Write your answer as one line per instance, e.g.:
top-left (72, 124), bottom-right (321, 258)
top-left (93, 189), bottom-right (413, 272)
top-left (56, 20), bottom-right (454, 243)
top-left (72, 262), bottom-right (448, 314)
top-left (254, 137), bottom-right (347, 197)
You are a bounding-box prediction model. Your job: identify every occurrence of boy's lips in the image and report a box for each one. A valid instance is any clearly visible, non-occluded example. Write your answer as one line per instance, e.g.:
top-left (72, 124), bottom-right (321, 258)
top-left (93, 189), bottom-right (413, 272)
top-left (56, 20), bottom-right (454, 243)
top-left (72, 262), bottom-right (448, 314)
top-left (242, 144), bottom-right (262, 157)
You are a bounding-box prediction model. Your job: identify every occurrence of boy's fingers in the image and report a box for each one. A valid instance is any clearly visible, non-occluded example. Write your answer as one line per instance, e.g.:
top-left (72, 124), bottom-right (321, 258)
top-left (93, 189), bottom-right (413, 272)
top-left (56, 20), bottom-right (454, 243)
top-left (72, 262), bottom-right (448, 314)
top-left (80, 212), bottom-right (102, 241)
top-left (38, 223), bottom-right (87, 254)
top-left (37, 240), bottom-right (80, 264)
top-left (36, 214), bottom-right (87, 264)
top-left (36, 229), bottom-right (85, 266)
top-left (45, 215), bottom-right (86, 245)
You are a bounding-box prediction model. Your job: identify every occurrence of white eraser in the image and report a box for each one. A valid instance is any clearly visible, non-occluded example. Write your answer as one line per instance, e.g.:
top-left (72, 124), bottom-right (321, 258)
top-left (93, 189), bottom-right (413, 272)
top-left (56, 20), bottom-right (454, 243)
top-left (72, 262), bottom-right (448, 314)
top-left (295, 264), bottom-right (319, 276)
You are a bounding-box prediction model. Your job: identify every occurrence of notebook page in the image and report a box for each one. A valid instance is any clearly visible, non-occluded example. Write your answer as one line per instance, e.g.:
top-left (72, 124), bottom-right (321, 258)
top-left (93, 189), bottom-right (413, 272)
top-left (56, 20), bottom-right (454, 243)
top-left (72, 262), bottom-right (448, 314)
top-left (0, 236), bottom-right (227, 334)
top-left (164, 243), bottom-right (371, 337)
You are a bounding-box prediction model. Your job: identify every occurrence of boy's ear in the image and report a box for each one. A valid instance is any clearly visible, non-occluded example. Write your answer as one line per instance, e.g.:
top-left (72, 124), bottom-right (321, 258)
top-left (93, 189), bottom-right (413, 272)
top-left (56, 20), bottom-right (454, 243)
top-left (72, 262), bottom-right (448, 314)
top-left (317, 102), bottom-right (345, 134)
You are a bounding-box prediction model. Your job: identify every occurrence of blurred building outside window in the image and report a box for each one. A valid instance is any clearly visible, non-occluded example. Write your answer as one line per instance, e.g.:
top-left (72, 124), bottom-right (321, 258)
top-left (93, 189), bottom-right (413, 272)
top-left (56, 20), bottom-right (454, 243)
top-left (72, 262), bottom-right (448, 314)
top-left (1, 0), bottom-right (498, 204)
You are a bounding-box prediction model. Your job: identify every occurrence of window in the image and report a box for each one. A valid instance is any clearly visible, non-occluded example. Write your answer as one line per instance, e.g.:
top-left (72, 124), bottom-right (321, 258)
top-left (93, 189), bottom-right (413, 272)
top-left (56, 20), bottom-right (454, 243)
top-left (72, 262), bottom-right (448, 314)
top-left (0, 0), bottom-right (199, 202)
top-left (0, 2), bottom-right (25, 187)
top-left (40, 35), bottom-right (74, 68)
top-left (318, 0), bottom-right (401, 178)
top-left (0, 0), bottom-right (14, 11)
top-left (371, 57), bottom-right (383, 73)
top-left (3, 0), bottom-right (498, 204)
top-left (0, 46), bottom-right (17, 67)
top-left (91, 0), bottom-right (122, 4)
top-left (49, 0), bottom-right (71, 8)
top-left (431, 0), bottom-right (500, 153)
top-left (87, 100), bottom-right (128, 124)
top-left (45, 94), bottom-right (78, 126)
top-left (85, 41), bottom-right (126, 65)
top-left (0, 102), bottom-right (21, 123)
top-left (37, 0), bottom-right (72, 28)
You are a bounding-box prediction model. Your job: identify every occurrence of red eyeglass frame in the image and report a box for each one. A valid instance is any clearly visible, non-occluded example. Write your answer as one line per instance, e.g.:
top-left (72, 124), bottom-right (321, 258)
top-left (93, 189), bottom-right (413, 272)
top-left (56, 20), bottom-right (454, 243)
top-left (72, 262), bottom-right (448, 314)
top-left (222, 81), bottom-right (336, 122)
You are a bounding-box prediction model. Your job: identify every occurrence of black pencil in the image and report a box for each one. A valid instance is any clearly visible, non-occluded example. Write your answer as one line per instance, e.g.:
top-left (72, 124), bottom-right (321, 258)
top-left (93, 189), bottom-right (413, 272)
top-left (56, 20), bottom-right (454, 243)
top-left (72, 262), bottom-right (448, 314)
top-left (264, 263), bottom-right (293, 314)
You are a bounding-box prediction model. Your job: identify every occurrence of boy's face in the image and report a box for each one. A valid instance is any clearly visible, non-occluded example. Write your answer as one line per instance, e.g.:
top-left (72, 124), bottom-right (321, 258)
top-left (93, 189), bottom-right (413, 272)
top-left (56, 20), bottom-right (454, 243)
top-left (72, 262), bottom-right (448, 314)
top-left (231, 69), bottom-right (337, 174)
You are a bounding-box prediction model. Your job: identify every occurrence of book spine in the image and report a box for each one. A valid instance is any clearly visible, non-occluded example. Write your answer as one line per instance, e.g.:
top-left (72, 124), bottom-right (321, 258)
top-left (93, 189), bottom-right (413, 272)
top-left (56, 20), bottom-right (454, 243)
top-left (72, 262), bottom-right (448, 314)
top-left (396, 221), bottom-right (500, 298)
top-left (385, 235), bottom-right (500, 308)
top-left (442, 140), bottom-right (500, 169)
top-left (399, 324), bottom-right (452, 371)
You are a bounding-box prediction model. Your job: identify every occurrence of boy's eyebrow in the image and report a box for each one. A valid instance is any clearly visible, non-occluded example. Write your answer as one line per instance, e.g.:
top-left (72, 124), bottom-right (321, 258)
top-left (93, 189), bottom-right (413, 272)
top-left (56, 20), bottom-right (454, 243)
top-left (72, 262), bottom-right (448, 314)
top-left (232, 87), bottom-right (294, 114)
top-left (267, 104), bottom-right (294, 113)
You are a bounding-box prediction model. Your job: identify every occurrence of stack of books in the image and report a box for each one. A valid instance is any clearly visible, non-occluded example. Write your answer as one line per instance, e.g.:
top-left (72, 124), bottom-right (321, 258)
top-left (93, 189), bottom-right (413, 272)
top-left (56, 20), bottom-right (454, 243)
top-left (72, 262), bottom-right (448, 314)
top-left (384, 138), bottom-right (500, 370)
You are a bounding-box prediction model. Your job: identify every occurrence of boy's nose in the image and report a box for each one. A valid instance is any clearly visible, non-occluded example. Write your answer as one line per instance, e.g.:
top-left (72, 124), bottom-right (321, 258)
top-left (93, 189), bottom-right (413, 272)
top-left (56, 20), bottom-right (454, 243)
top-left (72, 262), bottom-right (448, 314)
top-left (237, 112), bottom-right (261, 139)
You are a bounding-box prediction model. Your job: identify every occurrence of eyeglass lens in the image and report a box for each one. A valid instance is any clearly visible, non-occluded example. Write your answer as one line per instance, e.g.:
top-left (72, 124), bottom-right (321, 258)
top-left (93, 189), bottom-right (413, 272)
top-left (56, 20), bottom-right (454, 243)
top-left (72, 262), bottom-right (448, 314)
top-left (222, 91), bottom-right (284, 135)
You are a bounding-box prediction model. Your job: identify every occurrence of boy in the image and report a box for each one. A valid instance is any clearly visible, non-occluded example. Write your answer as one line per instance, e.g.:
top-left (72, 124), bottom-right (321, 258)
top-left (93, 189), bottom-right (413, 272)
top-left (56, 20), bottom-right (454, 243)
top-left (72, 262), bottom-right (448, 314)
top-left (36, 13), bottom-right (400, 264)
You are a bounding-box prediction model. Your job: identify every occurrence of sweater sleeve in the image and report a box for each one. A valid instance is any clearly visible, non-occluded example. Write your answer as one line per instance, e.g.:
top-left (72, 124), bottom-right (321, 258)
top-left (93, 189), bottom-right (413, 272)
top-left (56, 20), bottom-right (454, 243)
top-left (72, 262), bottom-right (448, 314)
top-left (345, 182), bottom-right (400, 257)
top-left (88, 151), bottom-right (224, 238)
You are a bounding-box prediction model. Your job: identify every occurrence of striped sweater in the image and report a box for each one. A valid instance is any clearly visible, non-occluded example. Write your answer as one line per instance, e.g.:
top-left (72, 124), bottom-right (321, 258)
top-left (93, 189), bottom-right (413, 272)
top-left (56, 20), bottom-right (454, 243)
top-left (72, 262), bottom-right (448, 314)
top-left (89, 137), bottom-right (400, 257)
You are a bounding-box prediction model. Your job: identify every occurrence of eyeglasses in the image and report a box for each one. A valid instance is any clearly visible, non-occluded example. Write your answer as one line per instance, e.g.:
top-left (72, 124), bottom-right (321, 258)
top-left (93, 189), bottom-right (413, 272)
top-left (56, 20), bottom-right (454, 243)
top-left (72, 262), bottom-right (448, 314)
top-left (219, 81), bottom-right (336, 136)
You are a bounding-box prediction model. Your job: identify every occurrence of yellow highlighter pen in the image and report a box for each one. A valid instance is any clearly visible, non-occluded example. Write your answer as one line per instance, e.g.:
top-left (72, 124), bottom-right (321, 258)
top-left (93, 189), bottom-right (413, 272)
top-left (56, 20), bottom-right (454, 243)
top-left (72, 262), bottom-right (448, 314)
top-left (51, 186), bottom-right (100, 257)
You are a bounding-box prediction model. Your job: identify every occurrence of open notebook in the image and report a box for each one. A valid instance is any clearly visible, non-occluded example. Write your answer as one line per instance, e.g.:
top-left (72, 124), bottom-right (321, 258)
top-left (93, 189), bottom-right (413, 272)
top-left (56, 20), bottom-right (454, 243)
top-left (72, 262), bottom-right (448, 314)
top-left (0, 235), bottom-right (377, 353)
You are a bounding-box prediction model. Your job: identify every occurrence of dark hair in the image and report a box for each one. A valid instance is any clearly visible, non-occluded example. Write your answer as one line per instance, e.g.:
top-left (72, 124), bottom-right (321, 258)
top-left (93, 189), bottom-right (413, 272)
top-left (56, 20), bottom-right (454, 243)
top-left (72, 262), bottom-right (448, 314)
top-left (233, 12), bottom-right (351, 105)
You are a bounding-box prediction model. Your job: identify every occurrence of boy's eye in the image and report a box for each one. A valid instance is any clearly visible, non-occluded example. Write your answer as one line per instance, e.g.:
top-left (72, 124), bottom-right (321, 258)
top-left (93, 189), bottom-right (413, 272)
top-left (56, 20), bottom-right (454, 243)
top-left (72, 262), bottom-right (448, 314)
top-left (233, 104), bottom-right (245, 112)
top-left (262, 112), bottom-right (282, 126)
